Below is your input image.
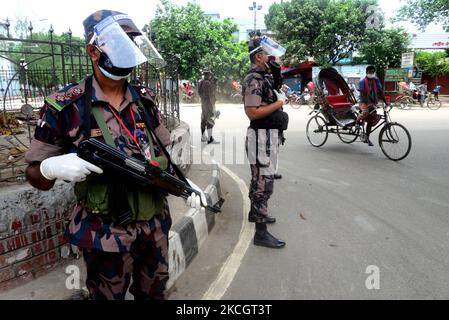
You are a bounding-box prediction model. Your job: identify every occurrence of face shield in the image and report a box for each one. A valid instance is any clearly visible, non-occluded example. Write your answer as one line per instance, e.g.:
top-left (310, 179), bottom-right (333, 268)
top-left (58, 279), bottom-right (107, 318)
top-left (89, 14), bottom-right (166, 69)
top-left (134, 35), bottom-right (166, 68)
top-left (249, 35), bottom-right (286, 58)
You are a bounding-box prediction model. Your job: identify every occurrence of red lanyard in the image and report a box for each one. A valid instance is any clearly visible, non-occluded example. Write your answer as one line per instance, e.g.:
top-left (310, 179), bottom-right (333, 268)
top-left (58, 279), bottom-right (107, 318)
top-left (107, 104), bottom-right (139, 147)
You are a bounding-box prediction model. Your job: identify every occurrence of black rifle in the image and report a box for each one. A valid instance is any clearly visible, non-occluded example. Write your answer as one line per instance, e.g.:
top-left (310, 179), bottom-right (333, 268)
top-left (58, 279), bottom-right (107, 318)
top-left (77, 138), bottom-right (224, 213)
top-left (269, 60), bottom-right (283, 91)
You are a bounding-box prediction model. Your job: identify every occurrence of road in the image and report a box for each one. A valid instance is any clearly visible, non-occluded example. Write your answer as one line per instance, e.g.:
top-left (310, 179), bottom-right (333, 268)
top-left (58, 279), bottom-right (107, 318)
top-left (171, 103), bottom-right (449, 300)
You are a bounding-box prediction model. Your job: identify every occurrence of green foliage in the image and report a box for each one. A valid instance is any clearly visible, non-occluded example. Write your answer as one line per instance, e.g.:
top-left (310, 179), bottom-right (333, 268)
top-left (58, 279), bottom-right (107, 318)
top-left (358, 28), bottom-right (410, 77)
top-left (397, 0), bottom-right (449, 31)
top-left (416, 51), bottom-right (449, 75)
top-left (265, 0), bottom-right (380, 66)
top-left (264, 0), bottom-right (409, 77)
top-left (149, 0), bottom-right (249, 88)
top-left (200, 40), bottom-right (250, 93)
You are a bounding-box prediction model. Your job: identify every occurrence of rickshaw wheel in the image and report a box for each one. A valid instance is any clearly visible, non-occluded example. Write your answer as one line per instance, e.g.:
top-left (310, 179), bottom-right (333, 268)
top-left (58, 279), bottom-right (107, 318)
top-left (290, 98), bottom-right (301, 109)
top-left (379, 122), bottom-right (412, 161)
top-left (394, 96), bottom-right (409, 109)
top-left (306, 114), bottom-right (328, 147)
top-left (307, 98), bottom-right (315, 109)
top-left (427, 98), bottom-right (442, 110)
top-left (337, 125), bottom-right (359, 144)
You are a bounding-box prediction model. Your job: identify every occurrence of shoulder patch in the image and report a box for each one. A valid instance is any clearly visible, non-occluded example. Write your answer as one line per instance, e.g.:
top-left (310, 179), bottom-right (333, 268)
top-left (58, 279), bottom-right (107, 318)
top-left (45, 81), bottom-right (86, 112)
top-left (244, 72), bottom-right (264, 88)
top-left (133, 85), bottom-right (157, 102)
top-left (245, 72), bottom-right (264, 83)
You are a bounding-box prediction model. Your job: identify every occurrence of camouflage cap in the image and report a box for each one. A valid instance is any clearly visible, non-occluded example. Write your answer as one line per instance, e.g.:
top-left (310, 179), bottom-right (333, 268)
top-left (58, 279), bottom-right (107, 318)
top-left (248, 37), bottom-right (262, 54)
top-left (201, 67), bottom-right (212, 74)
top-left (83, 9), bottom-right (141, 42)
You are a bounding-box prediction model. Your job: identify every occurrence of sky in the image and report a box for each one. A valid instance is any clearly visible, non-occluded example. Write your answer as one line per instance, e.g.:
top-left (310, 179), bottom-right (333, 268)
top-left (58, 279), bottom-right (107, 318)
top-left (0, 0), bottom-right (445, 38)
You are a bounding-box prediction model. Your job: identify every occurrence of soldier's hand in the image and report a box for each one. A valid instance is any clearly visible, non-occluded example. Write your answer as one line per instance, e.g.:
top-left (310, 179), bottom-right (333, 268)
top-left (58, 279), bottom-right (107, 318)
top-left (274, 89), bottom-right (288, 104)
top-left (40, 153), bottom-right (103, 182)
top-left (186, 178), bottom-right (207, 212)
top-left (186, 192), bottom-right (202, 210)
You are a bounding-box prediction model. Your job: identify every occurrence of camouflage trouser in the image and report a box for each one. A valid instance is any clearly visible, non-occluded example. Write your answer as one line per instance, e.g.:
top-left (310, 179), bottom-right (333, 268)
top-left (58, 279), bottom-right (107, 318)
top-left (249, 164), bottom-right (275, 223)
top-left (201, 100), bottom-right (215, 130)
top-left (82, 203), bottom-right (172, 300)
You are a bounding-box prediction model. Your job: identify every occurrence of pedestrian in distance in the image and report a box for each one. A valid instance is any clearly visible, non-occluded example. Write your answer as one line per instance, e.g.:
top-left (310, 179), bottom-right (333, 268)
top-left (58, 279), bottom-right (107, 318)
top-left (198, 68), bottom-right (220, 144)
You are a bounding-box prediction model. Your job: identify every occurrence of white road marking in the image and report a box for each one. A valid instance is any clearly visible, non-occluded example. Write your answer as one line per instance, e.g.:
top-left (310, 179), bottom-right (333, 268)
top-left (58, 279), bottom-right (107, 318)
top-left (202, 163), bottom-right (253, 300)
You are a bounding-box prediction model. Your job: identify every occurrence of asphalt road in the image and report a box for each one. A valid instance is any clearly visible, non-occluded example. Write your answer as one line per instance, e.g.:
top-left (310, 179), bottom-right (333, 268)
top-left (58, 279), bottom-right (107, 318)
top-left (172, 103), bottom-right (449, 300)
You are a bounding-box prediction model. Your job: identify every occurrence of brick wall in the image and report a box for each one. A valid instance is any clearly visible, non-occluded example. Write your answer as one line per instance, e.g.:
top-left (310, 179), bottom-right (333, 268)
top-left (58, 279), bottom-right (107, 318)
top-left (0, 182), bottom-right (77, 292)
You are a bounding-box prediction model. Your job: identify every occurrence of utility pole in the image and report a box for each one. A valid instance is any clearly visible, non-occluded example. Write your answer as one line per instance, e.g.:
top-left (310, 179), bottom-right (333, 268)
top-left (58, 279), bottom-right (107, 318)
top-left (248, 1), bottom-right (262, 33)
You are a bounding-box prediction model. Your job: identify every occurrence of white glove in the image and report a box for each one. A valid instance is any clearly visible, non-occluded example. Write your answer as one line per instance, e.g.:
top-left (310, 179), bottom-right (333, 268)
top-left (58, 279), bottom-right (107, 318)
top-left (40, 153), bottom-right (103, 182)
top-left (186, 178), bottom-right (207, 211)
top-left (274, 89), bottom-right (288, 104)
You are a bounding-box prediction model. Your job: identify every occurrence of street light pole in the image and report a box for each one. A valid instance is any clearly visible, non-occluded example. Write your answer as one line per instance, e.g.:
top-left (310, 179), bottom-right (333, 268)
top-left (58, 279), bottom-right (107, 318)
top-left (248, 1), bottom-right (262, 33)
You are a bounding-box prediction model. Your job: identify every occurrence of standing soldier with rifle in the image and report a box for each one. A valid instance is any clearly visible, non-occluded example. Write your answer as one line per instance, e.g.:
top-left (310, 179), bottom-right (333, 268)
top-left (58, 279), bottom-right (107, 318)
top-left (242, 36), bottom-right (289, 249)
top-left (24, 10), bottom-right (205, 300)
top-left (198, 68), bottom-right (220, 144)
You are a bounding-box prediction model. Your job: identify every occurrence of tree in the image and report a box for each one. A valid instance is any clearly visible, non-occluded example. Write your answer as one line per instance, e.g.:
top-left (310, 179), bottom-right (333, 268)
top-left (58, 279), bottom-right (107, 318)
top-left (397, 0), bottom-right (449, 31)
top-left (416, 51), bottom-right (449, 76)
top-left (265, 0), bottom-right (379, 66)
top-left (200, 37), bottom-right (250, 94)
top-left (358, 28), bottom-right (410, 78)
top-left (149, 0), bottom-right (249, 86)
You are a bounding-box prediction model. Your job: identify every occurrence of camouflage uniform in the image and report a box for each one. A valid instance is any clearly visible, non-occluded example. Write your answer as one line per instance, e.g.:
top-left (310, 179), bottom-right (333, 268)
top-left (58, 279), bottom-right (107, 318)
top-left (25, 10), bottom-right (175, 299)
top-left (243, 65), bottom-right (280, 223)
top-left (198, 75), bottom-right (217, 131)
top-left (25, 75), bottom-right (173, 300)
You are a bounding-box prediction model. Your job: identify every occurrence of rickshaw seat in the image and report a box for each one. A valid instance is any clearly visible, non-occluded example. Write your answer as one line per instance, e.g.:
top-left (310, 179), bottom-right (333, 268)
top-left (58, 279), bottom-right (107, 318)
top-left (326, 95), bottom-right (352, 109)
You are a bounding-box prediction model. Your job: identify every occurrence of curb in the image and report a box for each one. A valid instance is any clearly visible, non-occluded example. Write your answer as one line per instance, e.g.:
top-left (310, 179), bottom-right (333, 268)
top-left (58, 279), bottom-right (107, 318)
top-left (166, 163), bottom-right (222, 290)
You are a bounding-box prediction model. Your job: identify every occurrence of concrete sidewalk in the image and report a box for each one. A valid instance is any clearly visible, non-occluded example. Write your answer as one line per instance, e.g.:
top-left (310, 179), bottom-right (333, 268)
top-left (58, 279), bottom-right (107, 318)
top-left (0, 163), bottom-right (223, 300)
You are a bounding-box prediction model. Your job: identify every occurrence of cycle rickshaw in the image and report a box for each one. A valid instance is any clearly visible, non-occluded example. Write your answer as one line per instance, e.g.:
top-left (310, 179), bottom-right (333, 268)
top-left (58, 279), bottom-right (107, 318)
top-left (306, 68), bottom-right (412, 161)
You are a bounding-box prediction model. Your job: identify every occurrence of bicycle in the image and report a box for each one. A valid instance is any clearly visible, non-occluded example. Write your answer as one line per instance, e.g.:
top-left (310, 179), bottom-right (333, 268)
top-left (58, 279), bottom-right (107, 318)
top-left (394, 90), bottom-right (441, 110)
top-left (426, 92), bottom-right (442, 110)
top-left (287, 91), bottom-right (302, 109)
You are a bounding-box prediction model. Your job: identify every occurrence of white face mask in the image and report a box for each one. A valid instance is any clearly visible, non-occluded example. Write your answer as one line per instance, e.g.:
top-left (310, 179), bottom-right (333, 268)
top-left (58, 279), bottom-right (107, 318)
top-left (367, 73), bottom-right (375, 79)
top-left (98, 66), bottom-right (131, 81)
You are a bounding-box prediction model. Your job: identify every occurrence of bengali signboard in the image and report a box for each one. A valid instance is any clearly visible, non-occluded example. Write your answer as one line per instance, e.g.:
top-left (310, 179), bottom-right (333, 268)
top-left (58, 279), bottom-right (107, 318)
top-left (385, 68), bottom-right (409, 82)
top-left (408, 33), bottom-right (449, 49)
top-left (401, 52), bottom-right (415, 69)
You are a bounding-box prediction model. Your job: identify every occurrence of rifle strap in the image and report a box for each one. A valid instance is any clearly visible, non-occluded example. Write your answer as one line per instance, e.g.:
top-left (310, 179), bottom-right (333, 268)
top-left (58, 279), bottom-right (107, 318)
top-left (91, 106), bottom-right (115, 147)
top-left (137, 100), bottom-right (189, 184)
top-left (83, 76), bottom-right (93, 139)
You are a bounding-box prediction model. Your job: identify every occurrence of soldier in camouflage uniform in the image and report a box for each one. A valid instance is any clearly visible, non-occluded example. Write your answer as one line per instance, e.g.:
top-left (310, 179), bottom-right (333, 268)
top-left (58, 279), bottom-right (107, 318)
top-left (242, 37), bottom-right (288, 249)
top-left (25, 10), bottom-right (201, 300)
top-left (198, 69), bottom-right (220, 144)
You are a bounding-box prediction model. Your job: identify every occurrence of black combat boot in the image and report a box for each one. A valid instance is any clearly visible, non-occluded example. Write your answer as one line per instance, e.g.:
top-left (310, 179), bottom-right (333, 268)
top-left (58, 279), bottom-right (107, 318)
top-left (253, 223), bottom-right (285, 249)
top-left (207, 137), bottom-right (220, 144)
top-left (248, 209), bottom-right (276, 224)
